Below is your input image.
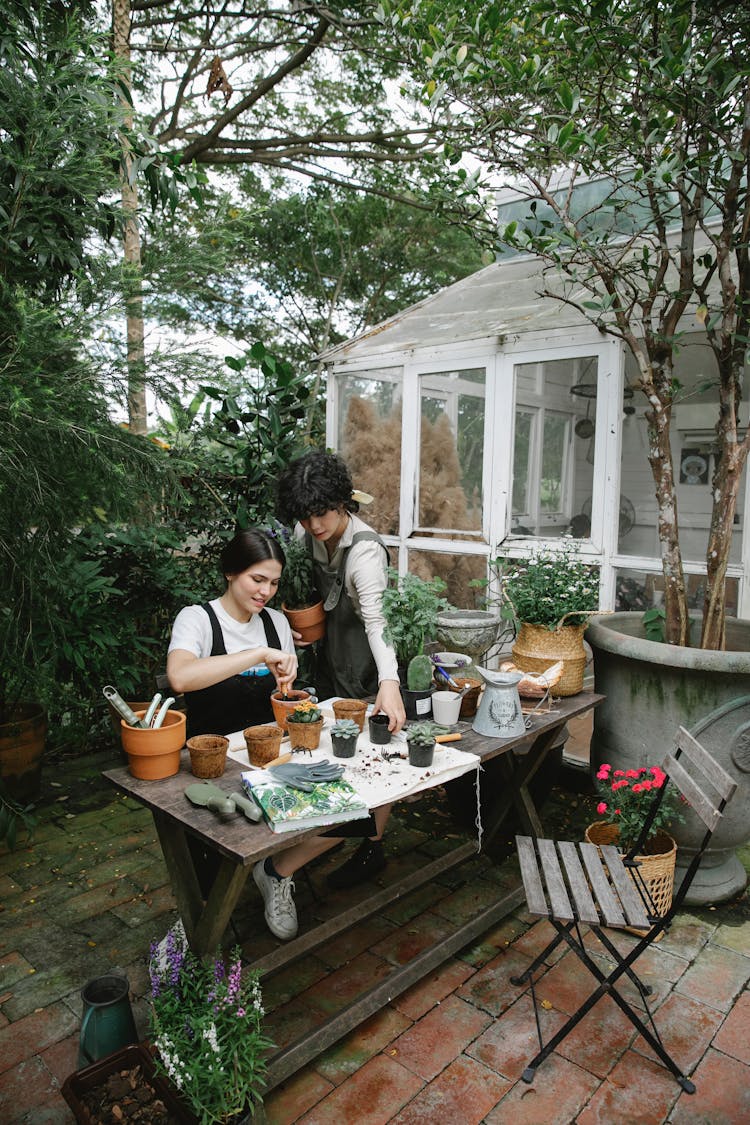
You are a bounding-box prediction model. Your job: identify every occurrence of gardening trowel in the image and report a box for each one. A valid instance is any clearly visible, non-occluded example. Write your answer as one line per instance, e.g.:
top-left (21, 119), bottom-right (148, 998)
top-left (184, 782), bottom-right (262, 823)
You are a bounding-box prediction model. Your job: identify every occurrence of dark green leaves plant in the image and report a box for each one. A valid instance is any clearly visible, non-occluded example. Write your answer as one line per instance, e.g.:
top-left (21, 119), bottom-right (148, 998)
top-left (381, 569), bottom-right (448, 666)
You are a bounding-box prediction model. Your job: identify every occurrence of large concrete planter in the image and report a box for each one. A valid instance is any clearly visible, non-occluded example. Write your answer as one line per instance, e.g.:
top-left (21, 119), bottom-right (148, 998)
top-left (587, 612), bottom-right (750, 904)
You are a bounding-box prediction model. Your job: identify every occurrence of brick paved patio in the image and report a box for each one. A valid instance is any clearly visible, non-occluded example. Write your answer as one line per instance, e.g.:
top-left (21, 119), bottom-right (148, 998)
top-left (1, 722), bottom-right (748, 1124)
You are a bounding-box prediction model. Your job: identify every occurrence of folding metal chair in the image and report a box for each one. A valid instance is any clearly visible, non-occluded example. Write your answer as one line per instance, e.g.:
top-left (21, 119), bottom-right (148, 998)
top-left (512, 725), bottom-right (737, 1093)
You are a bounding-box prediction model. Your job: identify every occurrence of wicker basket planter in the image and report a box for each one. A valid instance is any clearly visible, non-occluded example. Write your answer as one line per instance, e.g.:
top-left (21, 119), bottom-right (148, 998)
top-left (585, 821), bottom-right (677, 920)
top-left (186, 735), bottom-right (229, 779)
top-left (243, 724), bottom-right (284, 767)
top-left (512, 621), bottom-right (588, 696)
top-left (287, 719), bottom-right (324, 752)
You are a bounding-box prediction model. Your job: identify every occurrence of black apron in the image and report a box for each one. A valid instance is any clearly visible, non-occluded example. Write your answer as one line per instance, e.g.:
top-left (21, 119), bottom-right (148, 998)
top-left (311, 529), bottom-right (389, 700)
top-left (184, 603), bottom-right (282, 738)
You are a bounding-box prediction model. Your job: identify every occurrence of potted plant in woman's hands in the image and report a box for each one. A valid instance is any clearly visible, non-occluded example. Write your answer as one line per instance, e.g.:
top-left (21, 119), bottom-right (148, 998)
top-left (277, 531), bottom-right (325, 643)
top-left (495, 543), bottom-right (599, 696)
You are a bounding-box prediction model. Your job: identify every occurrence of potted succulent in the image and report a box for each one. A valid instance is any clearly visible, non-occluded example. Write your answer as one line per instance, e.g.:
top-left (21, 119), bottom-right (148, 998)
top-left (286, 699), bottom-right (324, 751)
top-left (276, 531), bottom-right (325, 643)
top-left (405, 720), bottom-right (448, 768)
top-left (330, 717), bottom-right (360, 758)
top-left (493, 543), bottom-right (600, 697)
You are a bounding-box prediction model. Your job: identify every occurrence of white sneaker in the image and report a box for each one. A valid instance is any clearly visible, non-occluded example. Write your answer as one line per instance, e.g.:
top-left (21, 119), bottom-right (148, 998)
top-left (253, 862), bottom-right (298, 940)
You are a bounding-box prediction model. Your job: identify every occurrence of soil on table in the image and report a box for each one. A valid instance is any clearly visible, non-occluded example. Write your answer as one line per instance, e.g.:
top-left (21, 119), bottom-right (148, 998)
top-left (79, 1062), bottom-right (184, 1124)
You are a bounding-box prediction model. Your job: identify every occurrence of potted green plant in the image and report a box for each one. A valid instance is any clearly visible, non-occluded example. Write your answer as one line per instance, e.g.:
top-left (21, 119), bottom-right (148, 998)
top-left (276, 531), bottom-right (325, 643)
top-left (330, 717), bottom-right (360, 758)
top-left (148, 925), bottom-right (271, 1123)
top-left (286, 699), bottom-right (324, 751)
top-left (381, 568), bottom-right (448, 672)
top-left (494, 544), bottom-right (600, 697)
top-left (405, 720), bottom-right (448, 768)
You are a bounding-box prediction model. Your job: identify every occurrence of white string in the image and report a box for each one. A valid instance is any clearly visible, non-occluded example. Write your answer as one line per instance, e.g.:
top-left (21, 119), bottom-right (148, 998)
top-left (473, 761), bottom-right (484, 852)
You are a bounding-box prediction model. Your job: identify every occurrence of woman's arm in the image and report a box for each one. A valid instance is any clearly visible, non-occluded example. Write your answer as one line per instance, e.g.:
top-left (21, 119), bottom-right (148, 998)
top-left (346, 541), bottom-right (405, 731)
top-left (167, 646), bottom-right (297, 694)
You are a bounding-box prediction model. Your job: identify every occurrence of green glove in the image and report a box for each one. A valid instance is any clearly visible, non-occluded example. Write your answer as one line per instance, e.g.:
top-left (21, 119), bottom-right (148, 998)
top-left (269, 760), bottom-right (345, 792)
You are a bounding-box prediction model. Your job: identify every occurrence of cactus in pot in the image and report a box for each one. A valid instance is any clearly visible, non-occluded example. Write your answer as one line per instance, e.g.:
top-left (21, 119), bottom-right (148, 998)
top-left (406, 654), bottom-right (434, 692)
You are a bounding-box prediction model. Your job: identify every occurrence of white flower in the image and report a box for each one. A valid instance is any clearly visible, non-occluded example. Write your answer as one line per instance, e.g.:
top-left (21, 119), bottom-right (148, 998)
top-left (202, 1022), bottom-right (220, 1054)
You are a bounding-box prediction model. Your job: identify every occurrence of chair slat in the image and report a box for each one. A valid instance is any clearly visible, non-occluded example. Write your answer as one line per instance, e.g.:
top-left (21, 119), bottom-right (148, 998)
top-left (538, 838), bottom-right (574, 921)
top-left (675, 727), bottom-right (737, 803)
top-left (516, 836), bottom-right (549, 917)
top-left (600, 845), bottom-right (651, 930)
top-left (579, 842), bottom-right (626, 927)
top-left (662, 755), bottom-right (722, 831)
top-left (557, 841), bottom-right (599, 924)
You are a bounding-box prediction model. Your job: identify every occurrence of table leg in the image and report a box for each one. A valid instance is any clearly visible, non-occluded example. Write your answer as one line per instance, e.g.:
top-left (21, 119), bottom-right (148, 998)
top-left (153, 812), bottom-right (252, 958)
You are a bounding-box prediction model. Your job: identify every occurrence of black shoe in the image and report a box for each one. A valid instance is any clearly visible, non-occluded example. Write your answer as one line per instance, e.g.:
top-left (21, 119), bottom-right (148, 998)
top-left (326, 838), bottom-right (386, 890)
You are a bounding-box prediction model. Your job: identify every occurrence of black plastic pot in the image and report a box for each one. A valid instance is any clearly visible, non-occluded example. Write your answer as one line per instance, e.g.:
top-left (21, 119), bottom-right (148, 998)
top-left (407, 741), bottom-right (435, 768)
top-left (331, 734), bottom-right (357, 758)
top-left (368, 714), bottom-right (391, 745)
top-left (400, 687), bottom-right (433, 720)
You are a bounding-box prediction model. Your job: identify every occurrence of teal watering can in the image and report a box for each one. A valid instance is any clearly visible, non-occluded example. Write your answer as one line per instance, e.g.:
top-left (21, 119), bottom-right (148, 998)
top-left (78, 974), bottom-right (138, 1067)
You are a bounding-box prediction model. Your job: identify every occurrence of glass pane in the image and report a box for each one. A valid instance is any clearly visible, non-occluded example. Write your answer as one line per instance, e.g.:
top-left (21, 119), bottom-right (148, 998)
top-left (619, 348), bottom-right (745, 562)
top-left (337, 370), bottom-right (403, 536)
top-left (407, 549), bottom-right (487, 609)
top-left (615, 568), bottom-right (739, 619)
top-left (511, 357), bottom-right (596, 538)
top-left (417, 368), bottom-right (485, 535)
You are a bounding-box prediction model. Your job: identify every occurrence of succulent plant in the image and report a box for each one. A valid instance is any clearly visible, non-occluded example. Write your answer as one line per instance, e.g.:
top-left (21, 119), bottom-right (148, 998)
top-left (405, 721), bottom-right (448, 746)
top-left (287, 700), bottom-right (322, 724)
top-left (330, 718), bottom-right (360, 739)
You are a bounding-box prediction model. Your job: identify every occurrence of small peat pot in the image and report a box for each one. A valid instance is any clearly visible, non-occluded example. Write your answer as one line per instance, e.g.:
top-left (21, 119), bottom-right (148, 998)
top-left (331, 698), bottom-right (368, 731)
top-left (186, 735), bottom-right (229, 779)
top-left (243, 724), bottom-right (283, 767)
top-left (368, 713), bottom-right (392, 745)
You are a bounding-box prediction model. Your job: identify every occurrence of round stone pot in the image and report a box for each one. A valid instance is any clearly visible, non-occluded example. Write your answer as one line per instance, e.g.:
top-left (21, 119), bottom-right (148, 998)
top-left (435, 609), bottom-right (501, 665)
top-left (586, 612), bottom-right (750, 904)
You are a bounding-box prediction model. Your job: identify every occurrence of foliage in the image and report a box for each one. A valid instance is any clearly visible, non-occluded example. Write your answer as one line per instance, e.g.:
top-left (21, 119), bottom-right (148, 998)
top-left (494, 544), bottom-right (599, 631)
top-left (330, 718), bottom-right (360, 739)
top-left (287, 701), bottom-right (323, 725)
top-left (276, 533), bottom-right (317, 610)
top-left (643, 607), bottom-right (667, 644)
top-left (387, 0), bottom-right (750, 649)
top-left (406, 654), bottom-right (434, 692)
top-left (381, 569), bottom-right (448, 666)
top-left (0, 782), bottom-right (36, 852)
top-left (148, 926), bottom-right (271, 1124)
top-left (594, 762), bottom-right (685, 853)
top-left (405, 721), bottom-right (447, 745)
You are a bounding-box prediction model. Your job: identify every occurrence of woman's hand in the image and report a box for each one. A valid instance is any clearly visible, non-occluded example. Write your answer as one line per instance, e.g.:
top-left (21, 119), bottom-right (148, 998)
top-left (266, 647), bottom-right (298, 692)
top-left (373, 679), bottom-right (406, 733)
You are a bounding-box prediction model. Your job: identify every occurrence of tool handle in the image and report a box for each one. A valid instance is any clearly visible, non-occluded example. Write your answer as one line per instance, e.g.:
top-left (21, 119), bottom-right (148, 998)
top-left (143, 694), bottom-right (162, 726)
top-left (152, 698), bottom-right (175, 729)
top-left (435, 732), bottom-right (462, 743)
top-left (265, 752), bottom-right (292, 768)
top-left (229, 792), bottom-right (263, 822)
top-left (103, 685), bottom-right (148, 729)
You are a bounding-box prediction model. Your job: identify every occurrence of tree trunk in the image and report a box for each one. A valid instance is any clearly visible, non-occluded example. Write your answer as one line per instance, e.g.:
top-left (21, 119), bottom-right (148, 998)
top-left (112, 0), bottom-right (147, 434)
top-left (645, 382), bottom-right (689, 647)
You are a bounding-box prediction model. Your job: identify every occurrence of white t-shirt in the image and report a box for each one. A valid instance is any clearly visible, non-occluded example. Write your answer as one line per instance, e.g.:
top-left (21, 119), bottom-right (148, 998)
top-left (168, 598), bottom-right (294, 673)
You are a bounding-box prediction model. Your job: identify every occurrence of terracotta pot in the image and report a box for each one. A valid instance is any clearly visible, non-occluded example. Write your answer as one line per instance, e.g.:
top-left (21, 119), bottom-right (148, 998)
top-left (331, 698), bottom-right (367, 731)
top-left (243, 724), bottom-right (284, 767)
top-left (585, 821), bottom-right (677, 919)
top-left (186, 735), bottom-right (229, 779)
top-left (282, 600), bottom-right (326, 644)
top-left (0, 703), bottom-right (47, 801)
top-left (446, 677), bottom-right (482, 718)
top-left (287, 719), bottom-right (324, 752)
top-left (270, 689), bottom-right (311, 732)
top-left (120, 710), bottom-right (185, 780)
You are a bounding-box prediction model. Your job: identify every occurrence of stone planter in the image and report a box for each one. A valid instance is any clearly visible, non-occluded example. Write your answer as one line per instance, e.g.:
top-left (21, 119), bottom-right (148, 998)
top-left (586, 612), bottom-right (750, 904)
top-left (435, 609), bottom-right (501, 665)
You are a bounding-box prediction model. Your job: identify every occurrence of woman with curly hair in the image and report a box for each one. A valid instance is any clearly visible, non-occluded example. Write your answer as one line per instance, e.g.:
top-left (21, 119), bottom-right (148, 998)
top-left (273, 450), bottom-right (405, 891)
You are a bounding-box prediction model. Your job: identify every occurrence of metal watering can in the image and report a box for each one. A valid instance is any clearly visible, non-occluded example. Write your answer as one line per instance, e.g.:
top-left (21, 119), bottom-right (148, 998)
top-left (78, 974), bottom-right (138, 1067)
top-left (472, 668), bottom-right (526, 739)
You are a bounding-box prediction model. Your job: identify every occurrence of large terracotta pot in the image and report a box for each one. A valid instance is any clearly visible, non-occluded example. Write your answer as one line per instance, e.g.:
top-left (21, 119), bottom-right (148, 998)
top-left (120, 710), bottom-right (186, 780)
top-left (0, 703), bottom-right (47, 801)
top-left (282, 601), bottom-right (325, 644)
top-left (587, 612), bottom-right (750, 904)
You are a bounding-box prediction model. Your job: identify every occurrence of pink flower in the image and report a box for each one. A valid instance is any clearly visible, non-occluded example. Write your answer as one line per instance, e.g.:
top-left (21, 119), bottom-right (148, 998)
top-left (626, 769), bottom-right (640, 778)
top-left (612, 779), bottom-right (629, 790)
top-left (632, 783), bottom-right (643, 793)
top-left (614, 808), bottom-right (621, 815)
top-left (613, 769), bottom-right (625, 777)
top-left (596, 801), bottom-right (608, 815)
top-left (596, 767), bottom-right (610, 781)
top-left (598, 763), bottom-right (611, 775)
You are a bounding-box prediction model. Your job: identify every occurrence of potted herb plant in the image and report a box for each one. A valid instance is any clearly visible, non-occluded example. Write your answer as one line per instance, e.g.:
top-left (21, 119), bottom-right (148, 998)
top-left (330, 717), bottom-right (360, 758)
top-left (494, 543), bottom-right (600, 696)
top-left (286, 699), bottom-right (324, 751)
top-left (276, 531), bottom-right (325, 643)
top-left (381, 568), bottom-right (448, 673)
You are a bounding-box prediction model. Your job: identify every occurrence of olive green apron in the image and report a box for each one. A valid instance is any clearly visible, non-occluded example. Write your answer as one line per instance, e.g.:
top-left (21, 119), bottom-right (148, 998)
top-left (309, 529), bottom-right (388, 700)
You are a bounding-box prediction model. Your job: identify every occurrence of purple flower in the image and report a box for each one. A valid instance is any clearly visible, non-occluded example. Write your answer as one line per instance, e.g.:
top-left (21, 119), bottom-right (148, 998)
top-left (227, 957), bottom-right (242, 1005)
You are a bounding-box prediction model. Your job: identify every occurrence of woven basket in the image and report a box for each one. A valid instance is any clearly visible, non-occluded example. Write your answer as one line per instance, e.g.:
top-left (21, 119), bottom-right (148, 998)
top-left (243, 724), bottom-right (283, 767)
top-left (585, 821), bottom-right (677, 920)
top-left (332, 699), bottom-right (367, 731)
top-left (512, 621), bottom-right (588, 696)
top-left (186, 735), bottom-right (229, 779)
top-left (287, 718), bottom-right (324, 752)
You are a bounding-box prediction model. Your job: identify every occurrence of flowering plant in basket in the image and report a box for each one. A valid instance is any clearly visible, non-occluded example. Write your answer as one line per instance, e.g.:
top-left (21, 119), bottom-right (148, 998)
top-left (495, 542), bottom-right (599, 630)
top-left (594, 763), bottom-right (685, 852)
top-left (148, 925), bottom-right (272, 1124)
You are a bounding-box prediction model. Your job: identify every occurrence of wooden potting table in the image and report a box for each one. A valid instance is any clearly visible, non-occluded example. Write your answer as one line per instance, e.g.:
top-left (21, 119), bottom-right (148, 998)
top-left (105, 690), bottom-right (602, 1089)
